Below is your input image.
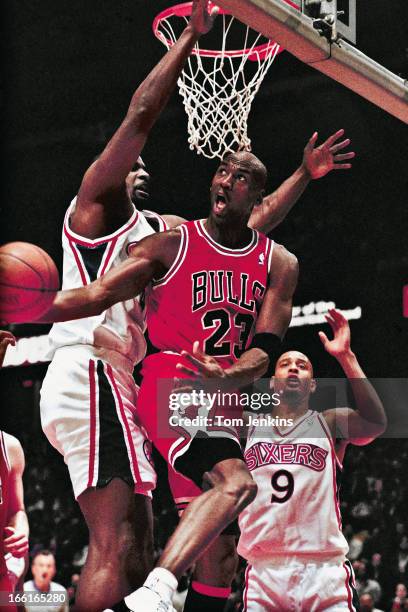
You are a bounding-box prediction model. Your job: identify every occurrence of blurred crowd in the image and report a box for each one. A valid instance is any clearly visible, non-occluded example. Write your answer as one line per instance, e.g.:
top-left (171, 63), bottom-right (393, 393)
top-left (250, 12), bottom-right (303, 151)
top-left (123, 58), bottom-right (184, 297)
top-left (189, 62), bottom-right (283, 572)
top-left (16, 424), bottom-right (408, 611)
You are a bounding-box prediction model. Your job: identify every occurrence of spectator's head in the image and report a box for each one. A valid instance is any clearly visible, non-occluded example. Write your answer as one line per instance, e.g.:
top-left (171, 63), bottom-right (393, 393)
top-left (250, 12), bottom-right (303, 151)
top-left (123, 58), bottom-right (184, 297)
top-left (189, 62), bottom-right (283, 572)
top-left (396, 583), bottom-right (408, 599)
top-left (396, 523), bottom-right (405, 535)
top-left (400, 536), bottom-right (408, 552)
top-left (352, 559), bottom-right (367, 579)
top-left (371, 552), bottom-right (381, 567)
top-left (360, 593), bottom-right (374, 611)
top-left (31, 550), bottom-right (56, 591)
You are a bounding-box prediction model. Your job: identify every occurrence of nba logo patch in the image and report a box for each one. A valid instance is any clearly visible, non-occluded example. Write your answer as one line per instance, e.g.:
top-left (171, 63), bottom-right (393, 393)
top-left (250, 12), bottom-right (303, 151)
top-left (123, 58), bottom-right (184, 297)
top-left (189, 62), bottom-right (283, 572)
top-left (258, 253), bottom-right (265, 265)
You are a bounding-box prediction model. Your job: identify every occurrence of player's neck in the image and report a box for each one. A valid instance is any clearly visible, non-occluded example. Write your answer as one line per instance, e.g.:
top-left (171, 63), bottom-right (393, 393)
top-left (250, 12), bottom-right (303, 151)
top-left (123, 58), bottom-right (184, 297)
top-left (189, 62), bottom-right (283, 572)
top-left (274, 399), bottom-right (310, 421)
top-left (204, 217), bottom-right (253, 249)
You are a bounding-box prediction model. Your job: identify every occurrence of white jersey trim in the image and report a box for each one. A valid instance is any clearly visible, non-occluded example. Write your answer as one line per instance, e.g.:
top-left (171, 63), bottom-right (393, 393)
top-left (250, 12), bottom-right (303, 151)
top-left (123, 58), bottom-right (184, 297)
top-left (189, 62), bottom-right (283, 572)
top-left (272, 409), bottom-right (313, 437)
top-left (196, 219), bottom-right (259, 256)
top-left (318, 413), bottom-right (343, 530)
top-left (267, 237), bottom-right (275, 274)
top-left (63, 198), bottom-right (140, 246)
top-left (318, 413), bottom-right (344, 470)
top-left (152, 225), bottom-right (187, 288)
top-left (0, 431), bottom-right (11, 473)
top-left (142, 209), bottom-right (170, 232)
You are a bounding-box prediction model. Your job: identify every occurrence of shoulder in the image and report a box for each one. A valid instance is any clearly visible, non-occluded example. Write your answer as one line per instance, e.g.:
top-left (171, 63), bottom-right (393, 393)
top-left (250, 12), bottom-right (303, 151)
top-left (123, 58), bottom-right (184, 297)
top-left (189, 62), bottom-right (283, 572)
top-left (128, 227), bottom-right (183, 270)
top-left (23, 580), bottom-right (34, 590)
top-left (322, 407), bottom-right (352, 433)
top-left (3, 433), bottom-right (25, 473)
top-left (129, 227), bottom-right (182, 254)
top-left (269, 242), bottom-right (299, 285)
top-left (161, 214), bottom-right (187, 229)
top-left (272, 242), bottom-right (298, 270)
top-left (50, 582), bottom-right (68, 593)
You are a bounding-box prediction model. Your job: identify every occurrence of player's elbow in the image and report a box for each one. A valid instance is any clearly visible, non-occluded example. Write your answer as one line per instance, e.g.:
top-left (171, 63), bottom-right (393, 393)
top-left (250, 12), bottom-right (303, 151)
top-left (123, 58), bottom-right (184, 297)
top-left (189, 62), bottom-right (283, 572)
top-left (369, 402), bottom-right (388, 437)
top-left (372, 416), bottom-right (387, 437)
top-left (88, 282), bottom-right (112, 317)
top-left (127, 93), bottom-right (157, 134)
top-left (257, 350), bottom-right (270, 378)
top-left (360, 413), bottom-right (387, 441)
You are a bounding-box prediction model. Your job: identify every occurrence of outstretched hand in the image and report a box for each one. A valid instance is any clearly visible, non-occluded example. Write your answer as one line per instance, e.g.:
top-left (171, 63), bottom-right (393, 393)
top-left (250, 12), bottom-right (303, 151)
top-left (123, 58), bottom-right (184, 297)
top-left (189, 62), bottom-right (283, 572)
top-left (176, 340), bottom-right (226, 379)
top-left (3, 526), bottom-right (29, 558)
top-left (189, 0), bottom-right (219, 35)
top-left (302, 129), bottom-right (355, 179)
top-left (318, 308), bottom-right (351, 358)
top-left (0, 330), bottom-right (15, 368)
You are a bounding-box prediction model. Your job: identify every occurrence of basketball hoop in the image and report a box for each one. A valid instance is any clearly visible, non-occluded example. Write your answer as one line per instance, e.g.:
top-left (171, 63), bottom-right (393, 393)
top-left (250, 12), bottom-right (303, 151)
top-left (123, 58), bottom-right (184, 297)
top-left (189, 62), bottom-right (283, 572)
top-left (153, 2), bottom-right (282, 159)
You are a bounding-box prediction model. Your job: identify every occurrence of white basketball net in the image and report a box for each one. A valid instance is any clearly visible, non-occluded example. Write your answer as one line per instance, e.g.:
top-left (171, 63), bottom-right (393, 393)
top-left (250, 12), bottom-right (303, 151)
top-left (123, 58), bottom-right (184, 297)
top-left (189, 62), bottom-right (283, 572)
top-left (155, 9), bottom-right (281, 159)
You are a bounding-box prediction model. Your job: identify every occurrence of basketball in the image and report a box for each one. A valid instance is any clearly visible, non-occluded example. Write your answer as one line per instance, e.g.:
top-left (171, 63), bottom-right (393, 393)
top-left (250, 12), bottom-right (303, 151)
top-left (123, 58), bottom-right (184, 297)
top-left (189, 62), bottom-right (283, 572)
top-left (0, 242), bottom-right (59, 323)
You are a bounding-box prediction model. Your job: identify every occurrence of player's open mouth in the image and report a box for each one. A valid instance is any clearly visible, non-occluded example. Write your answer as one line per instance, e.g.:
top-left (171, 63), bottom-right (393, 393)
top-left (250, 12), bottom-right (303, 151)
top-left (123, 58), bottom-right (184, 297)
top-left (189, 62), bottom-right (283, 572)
top-left (133, 187), bottom-right (150, 200)
top-left (287, 375), bottom-right (300, 386)
top-left (214, 193), bottom-right (227, 214)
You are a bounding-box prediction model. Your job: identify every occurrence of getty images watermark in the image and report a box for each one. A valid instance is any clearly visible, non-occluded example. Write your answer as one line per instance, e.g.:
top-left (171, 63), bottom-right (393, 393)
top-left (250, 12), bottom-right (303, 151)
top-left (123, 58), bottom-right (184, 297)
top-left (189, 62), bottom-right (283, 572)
top-left (154, 378), bottom-right (408, 439)
top-left (168, 388), bottom-right (293, 429)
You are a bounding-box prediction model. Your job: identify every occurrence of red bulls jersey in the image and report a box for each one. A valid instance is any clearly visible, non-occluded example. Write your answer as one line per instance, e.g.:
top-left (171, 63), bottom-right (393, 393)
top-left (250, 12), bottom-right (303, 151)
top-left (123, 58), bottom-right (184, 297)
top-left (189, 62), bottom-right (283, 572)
top-left (0, 431), bottom-right (11, 575)
top-left (146, 219), bottom-right (274, 367)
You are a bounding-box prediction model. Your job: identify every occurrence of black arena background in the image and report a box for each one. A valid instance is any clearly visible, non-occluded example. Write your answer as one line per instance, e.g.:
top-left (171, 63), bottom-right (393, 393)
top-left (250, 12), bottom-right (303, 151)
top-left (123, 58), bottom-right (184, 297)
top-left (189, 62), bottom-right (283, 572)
top-left (1, 0), bottom-right (408, 607)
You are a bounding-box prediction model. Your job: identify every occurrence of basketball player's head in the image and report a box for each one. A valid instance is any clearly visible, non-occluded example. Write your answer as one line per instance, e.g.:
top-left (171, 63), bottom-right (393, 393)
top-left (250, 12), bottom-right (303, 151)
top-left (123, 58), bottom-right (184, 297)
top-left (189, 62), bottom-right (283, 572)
top-left (210, 151), bottom-right (267, 225)
top-left (271, 350), bottom-right (316, 406)
top-left (31, 549), bottom-right (56, 589)
top-left (125, 156), bottom-right (151, 204)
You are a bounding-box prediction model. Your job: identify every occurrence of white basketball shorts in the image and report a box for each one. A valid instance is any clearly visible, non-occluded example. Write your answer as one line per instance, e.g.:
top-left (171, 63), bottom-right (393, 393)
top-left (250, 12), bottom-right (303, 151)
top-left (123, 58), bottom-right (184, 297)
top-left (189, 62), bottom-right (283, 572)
top-left (40, 345), bottom-right (156, 499)
top-left (243, 556), bottom-right (359, 611)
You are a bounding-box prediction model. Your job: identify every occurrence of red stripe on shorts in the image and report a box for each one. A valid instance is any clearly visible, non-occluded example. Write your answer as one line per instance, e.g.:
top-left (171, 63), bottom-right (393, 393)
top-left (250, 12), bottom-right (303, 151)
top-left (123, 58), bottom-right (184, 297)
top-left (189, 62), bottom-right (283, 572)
top-left (87, 360), bottom-right (97, 488)
top-left (243, 564), bottom-right (251, 612)
top-left (343, 561), bottom-right (354, 611)
top-left (105, 364), bottom-right (142, 485)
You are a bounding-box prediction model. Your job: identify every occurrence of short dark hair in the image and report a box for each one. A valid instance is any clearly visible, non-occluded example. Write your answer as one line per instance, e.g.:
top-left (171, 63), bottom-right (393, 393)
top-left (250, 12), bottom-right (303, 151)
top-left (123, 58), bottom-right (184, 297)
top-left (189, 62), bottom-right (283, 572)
top-left (32, 549), bottom-right (55, 563)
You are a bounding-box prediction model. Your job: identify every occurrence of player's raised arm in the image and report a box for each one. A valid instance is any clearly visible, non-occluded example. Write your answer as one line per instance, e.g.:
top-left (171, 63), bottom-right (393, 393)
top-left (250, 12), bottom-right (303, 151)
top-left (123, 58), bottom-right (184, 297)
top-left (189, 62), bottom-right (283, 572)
top-left (74, 0), bottom-right (217, 222)
top-left (248, 129), bottom-right (355, 234)
top-left (40, 230), bottom-right (181, 323)
top-left (320, 309), bottom-right (387, 445)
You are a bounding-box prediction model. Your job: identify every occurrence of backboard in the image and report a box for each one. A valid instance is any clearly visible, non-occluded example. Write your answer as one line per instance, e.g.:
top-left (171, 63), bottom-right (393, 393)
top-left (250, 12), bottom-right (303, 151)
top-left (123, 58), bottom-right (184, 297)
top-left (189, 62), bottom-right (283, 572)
top-left (215, 0), bottom-right (408, 124)
top-left (292, 0), bottom-right (356, 44)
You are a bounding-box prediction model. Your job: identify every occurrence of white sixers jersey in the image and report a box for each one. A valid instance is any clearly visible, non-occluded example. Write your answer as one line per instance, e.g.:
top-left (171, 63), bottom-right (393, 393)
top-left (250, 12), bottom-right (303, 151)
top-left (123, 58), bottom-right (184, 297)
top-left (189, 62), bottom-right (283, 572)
top-left (238, 410), bottom-right (349, 563)
top-left (48, 199), bottom-right (167, 366)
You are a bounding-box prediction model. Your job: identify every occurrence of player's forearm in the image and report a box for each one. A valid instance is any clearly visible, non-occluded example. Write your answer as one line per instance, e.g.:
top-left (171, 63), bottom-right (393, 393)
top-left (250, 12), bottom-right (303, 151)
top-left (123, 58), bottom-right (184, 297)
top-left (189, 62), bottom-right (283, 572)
top-left (8, 510), bottom-right (29, 539)
top-left (337, 350), bottom-right (387, 431)
top-left (38, 284), bottom-right (107, 323)
top-left (38, 254), bottom-right (153, 323)
top-left (126, 25), bottom-right (201, 134)
top-left (224, 348), bottom-right (269, 387)
top-left (249, 166), bottom-right (310, 233)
